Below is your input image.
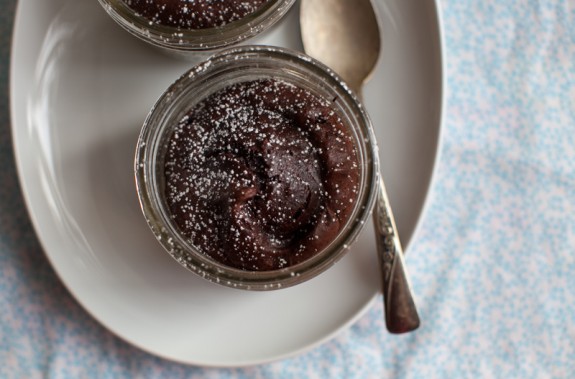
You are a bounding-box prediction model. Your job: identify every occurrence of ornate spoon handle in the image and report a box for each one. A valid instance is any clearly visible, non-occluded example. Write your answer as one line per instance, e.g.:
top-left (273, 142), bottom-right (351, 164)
top-left (373, 176), bottom-right (420, 333)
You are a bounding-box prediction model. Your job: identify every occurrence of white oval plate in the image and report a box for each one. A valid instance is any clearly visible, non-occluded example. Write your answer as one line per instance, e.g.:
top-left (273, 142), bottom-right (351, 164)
top-left (10, 0), bottom-right (444, 367)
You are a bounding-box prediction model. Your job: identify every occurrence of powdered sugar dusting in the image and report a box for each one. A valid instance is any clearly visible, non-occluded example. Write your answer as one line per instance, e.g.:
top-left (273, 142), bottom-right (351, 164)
top-left (123, 0), bottom-right (270, 29)
top-left (164, 79), bottom-right (360, 271)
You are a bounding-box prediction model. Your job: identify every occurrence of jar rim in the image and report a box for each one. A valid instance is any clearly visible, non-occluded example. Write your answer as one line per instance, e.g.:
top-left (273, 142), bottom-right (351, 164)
top-left (135, 46), bottom-right (380, 290)
top-left (98, 0), bottom-right (296, 51)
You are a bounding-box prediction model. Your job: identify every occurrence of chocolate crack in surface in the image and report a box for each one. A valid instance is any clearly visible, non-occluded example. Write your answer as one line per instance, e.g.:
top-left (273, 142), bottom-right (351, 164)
top-left (164, 79), bottom-right (360, 271)
top-left (123, 0), bottom-right (269, 29)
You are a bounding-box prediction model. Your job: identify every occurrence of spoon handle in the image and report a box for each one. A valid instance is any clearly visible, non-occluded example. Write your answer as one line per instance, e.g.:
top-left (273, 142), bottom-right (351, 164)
top-left (373, 176), bottom-right (420, 333)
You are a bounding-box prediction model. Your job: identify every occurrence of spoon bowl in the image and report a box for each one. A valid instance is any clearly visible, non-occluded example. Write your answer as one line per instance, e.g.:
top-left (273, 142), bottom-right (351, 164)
top-left (300, 0), bottom-right (380, 94)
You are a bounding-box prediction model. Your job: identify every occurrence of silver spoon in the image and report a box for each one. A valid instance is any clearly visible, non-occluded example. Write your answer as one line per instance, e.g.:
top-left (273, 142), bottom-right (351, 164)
top-left (300, 0), bottom-right (420, 333)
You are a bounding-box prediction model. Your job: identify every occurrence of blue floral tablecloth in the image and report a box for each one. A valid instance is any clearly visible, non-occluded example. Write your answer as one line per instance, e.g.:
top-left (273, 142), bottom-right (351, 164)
top-left (1, 0), bottom-right (574, 377)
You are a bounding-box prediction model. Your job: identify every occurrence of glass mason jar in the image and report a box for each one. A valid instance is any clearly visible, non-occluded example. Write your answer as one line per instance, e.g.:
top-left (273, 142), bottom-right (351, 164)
top-left (135, 46), bottom-right (379, 290)
top-left (98, 0), bottom-right (296, 53)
